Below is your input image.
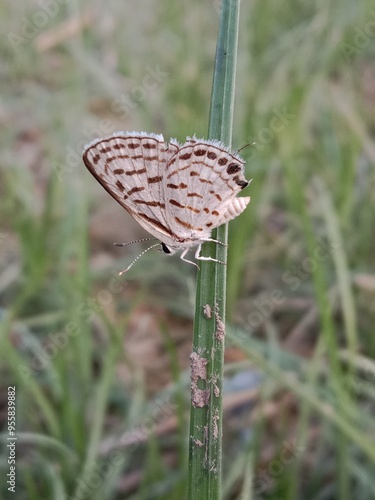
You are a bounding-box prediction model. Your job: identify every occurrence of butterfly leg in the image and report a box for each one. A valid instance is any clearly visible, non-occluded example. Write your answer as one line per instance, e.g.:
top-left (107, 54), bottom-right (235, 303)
top-left (200, 237), bottom-right (228, 247)
top-left (180, 248), bottom-right (200, 269)
top-left (194, 244), bottom-right (226, 265)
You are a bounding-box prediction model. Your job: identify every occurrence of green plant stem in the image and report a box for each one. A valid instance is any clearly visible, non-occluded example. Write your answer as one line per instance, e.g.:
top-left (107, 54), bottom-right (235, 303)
top-left (187, 1), bottom-right (241, 498)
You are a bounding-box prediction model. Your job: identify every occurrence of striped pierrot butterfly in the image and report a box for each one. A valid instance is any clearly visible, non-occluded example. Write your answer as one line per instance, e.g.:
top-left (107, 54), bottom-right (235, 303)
top-left (83, 131), bottom-right (250, 273)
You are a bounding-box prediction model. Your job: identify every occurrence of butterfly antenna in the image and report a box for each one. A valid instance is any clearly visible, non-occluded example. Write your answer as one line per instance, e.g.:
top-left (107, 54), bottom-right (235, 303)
top-left (236, 142), bottom-right (256, 154)
top-left (114, 238), bottom-right (158, 247)
top-left (118, 243), bottom-right (160, 276)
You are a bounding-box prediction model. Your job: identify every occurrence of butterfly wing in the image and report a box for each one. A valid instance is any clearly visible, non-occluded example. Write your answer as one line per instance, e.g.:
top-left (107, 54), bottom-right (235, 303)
top-left (83, 132), bottom-right (180, 242)
top-left (163, 138), bottom-right (250, 239)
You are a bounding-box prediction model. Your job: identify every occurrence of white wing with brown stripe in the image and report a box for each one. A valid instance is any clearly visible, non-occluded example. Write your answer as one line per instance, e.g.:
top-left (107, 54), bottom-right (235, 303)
top-left (83, 132), bottom-right (180, 243)
top-left (164, 137), bottom-right (249, 241)
top-left (82, 131), bottom-right (250, 268)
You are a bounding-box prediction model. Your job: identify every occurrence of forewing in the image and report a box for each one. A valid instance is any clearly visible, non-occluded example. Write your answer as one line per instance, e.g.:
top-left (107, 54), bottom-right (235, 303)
top-left (163, 138), bottom-right (249, 237)
top-left (83, 132), bottom-right (180, 241)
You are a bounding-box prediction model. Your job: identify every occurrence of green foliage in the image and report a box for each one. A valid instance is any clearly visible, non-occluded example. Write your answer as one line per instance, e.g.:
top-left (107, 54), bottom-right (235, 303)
top-left (0, 0), bottom-right (374, 498)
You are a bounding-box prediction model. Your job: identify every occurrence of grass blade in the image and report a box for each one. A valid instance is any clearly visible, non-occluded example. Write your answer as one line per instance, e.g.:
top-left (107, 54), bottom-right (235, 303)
top-left (188, 1), bottom-right (241, 498)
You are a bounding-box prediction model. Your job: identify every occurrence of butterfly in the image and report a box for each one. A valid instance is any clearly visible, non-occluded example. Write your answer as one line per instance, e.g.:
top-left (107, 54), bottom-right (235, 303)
top-left (82, 131), bottom-right (250, 271)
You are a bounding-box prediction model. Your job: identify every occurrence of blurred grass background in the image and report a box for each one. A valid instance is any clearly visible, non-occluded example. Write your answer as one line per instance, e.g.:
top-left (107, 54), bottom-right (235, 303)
top-left (1, 0), bottom-right (375, 498)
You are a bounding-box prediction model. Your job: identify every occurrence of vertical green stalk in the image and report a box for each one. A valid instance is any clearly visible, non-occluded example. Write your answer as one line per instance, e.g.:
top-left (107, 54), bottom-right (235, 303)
top-left (188, 1), bottom-right (241, 498)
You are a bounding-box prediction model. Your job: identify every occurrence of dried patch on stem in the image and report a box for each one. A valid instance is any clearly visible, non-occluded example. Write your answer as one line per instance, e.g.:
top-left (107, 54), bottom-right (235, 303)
top-left (203, 303), bottom-right (212, 319)
top-left (214, 307), bottom-right (225, 342)
top-left (212, 408), bottom-right (220, 440)
top-left (192, 437), bottom-right (204, 447)
top-left (190, 352), bottom-right (210, 407)
top-left (212, 373), bottom-right (220, 397)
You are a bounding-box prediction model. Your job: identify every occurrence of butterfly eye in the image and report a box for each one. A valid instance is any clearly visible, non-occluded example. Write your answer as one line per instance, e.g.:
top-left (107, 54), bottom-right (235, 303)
top-left (161, 243), bottom-right (171, 254)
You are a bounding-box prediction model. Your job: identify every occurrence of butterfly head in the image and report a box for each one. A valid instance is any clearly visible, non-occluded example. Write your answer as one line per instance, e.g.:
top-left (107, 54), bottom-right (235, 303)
top-left (161, 242), bottom-right (176, 255)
